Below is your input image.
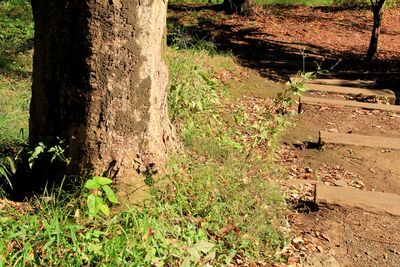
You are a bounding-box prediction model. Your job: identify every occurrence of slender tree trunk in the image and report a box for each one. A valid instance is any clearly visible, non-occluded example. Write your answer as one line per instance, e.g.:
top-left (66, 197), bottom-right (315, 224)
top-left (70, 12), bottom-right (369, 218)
top-left (222, 0), bottom-right (254, 15)
top-left (366, 0), bottom-right (386, 61)
top-left (30, 1), bottom-right (176, 181)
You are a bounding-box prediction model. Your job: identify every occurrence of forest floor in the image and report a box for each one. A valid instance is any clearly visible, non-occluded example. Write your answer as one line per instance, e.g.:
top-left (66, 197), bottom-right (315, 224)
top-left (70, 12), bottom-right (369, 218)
top-left (168, 5), bottom-right (400, 89)
top-left (1, 2), bottom-right (399, 265)
top-left (168, 5), bottom-right (400, 266)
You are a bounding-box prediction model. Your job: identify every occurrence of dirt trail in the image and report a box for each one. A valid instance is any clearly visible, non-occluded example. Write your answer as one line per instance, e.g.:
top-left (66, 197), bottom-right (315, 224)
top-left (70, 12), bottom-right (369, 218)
top-left (168, 6), bottom-right (400, 266)
top-left (215, 8), bottom-right (400, 265)
top-left (223, 66), bottom-right (400, 266)
top-left (277, 78), bottom-right (400, 266)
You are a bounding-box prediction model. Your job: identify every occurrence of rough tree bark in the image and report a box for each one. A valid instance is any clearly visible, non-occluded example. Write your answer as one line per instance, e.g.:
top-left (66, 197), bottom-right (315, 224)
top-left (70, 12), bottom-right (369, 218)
top-left (222, 0), bottom-right (254, 15)
top-left (30, 0), bottom-right (176, 182)
top-left (366, 0), bottom-right (387, 61)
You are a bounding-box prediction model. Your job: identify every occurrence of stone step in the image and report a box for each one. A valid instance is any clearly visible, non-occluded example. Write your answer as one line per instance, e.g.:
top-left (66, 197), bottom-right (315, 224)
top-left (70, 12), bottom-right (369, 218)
top-left (315, 184), bottom-right (400, 216)
top-left (302, 96), bottom-right (400, 112)
top-left (305, 84), bottom-right (395, 104)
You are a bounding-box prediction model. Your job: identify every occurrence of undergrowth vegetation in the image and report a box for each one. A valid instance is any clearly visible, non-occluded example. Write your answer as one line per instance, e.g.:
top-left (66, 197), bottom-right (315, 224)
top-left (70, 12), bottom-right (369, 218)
top-left (0, 0), bottom-right (32, 149)
top-left (0, 0), bottom-right (293, 266)
top-left (5, 0), bottom-right (400, 264)
top-left (0, 46), bottom-right (289, 266)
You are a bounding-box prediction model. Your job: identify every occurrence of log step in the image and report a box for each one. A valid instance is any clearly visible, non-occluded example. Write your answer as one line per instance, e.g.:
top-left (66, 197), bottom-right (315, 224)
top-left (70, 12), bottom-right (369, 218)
top-left (302, 96), bottom-right (400, 112)
top-left (306, 78), bottom-right (376, 88)
top-left (306, 84), bottom-right (395, 104)
top-left (319, 131), bottom-right (400, 150)
top-left (315, 184), bottom-right (400, 216)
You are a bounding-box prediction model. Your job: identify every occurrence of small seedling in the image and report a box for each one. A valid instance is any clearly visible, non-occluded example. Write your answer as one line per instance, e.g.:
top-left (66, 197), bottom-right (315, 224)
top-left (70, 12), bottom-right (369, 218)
top-left (84, 176), bottom-right (119, 217)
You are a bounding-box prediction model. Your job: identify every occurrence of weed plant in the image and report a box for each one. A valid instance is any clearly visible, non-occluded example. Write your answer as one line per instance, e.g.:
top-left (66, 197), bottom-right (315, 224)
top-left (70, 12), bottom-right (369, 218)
top-left (0, 0), bottom-right (289, 265)
top-left (0, 48), bottom-right (289, 265)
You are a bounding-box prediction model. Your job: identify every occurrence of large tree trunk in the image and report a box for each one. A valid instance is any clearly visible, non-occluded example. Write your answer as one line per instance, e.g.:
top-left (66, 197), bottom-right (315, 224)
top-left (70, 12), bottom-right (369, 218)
top-left (366, 0), bottom-right (386, 61)
top-left (30, 0), bottom-right (176, 182)
top-left (222, 0), bottom-right (254, 15)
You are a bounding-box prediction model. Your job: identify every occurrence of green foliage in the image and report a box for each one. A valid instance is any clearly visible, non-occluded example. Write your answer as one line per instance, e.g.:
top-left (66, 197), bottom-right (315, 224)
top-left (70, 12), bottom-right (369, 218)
top-left (27, 139), bottom-right (71, 169)
top-left (275, 55), bottom-right (341, 112)
top-left (0, 138), bottom-right (71, 198)
top-left (0, 0), bottom-right (33, 75)
top-left (0, 156), bottom-right (15, 189)
top-left (84, 176), bottom-right (119, 217)
top-left (274, 71), bottom-right (315, 111)
top-left (168, 50), bottom-right (221, 122)
top-left (0, 1), bottom-right (288, 265)
top-left (0, 47), bottom-right (288, 265)
top-left (0, 0), bottom-right (32, 147)
top-left (247, 113), bottom-right (289, 159)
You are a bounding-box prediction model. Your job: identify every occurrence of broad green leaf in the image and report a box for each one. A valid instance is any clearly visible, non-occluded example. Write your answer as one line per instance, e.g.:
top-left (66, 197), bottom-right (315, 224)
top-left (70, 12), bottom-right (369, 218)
top-left (87, 194), bottom-right (97, 215)
top-left (84, 179), bottom-right (100, 189)
top-left (99, 203), bottom-right (110, 216)
top-left (28, 143), bottom-right (45, 168)
top-left (93, 176), bottom-right (112, 185)
top-left (188, 247), bottom-right (201, 262)
top-left (95, 196), bottom-right (105, 209)
top-left (102, 185), bottom-right (119, 204)
top-left (193, 240), bottom-right (215, 254)
top-left (87, 243), bottom-right (104, 255)
top-left (182, 257), bottom-right (191, 267)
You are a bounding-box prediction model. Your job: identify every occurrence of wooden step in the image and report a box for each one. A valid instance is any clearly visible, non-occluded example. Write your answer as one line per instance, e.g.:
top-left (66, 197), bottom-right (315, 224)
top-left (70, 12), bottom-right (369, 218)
top-left (260, 61), bottom-right (314, 70)
top-left (306, 78), bottom-right (376, 88)
top-left (306, 84), bottom-right (395, 104)
top-left (319, 131), bottom-right (400, 150)
top-left (302, 96), bottom-right (400, 112)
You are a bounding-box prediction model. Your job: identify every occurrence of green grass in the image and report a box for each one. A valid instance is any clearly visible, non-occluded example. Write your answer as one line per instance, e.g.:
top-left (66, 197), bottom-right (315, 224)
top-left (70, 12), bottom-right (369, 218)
top-left (0, 46), bottom-right (289, 265)
top-left (0, 0), bottom-right (33, 147)
top-left (0, 0), bottom-right (290, 265)
top-left (0, 76), bottom-right (30, 146)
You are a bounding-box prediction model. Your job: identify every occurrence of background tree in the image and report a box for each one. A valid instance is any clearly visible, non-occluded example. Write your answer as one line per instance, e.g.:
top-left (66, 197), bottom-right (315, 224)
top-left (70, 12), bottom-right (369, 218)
top-left (29, 0), bottom-right (176, 182)
top-left (367, 0), bottom-right (387, 61)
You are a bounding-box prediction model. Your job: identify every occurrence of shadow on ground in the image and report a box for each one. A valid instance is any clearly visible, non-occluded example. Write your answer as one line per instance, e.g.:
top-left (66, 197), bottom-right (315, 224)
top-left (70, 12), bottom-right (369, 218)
top-left (167, 4), bottom-right (400, 102)
top-left (0, 38), bottom-right (33, 78)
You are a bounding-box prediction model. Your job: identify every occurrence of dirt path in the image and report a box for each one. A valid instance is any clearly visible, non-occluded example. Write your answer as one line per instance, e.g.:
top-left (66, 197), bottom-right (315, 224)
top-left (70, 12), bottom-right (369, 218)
top-left (222, 67), bottom-right (400, 266)
top-left (168, 5), bottom-right (400, 266)
top-left (168, 5), bottom-right (400, 91)
top-left (275, 75), bottom-right (400, 266)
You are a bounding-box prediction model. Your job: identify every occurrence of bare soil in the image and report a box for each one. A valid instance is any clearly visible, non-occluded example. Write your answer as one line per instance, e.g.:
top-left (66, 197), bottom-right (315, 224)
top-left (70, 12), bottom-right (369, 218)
top-left (169, 5), bottom-right (400, 91)
top-left (289, 207), bottom-right (400, 267)
top-left (168, 5), bottom-right (400, 266)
